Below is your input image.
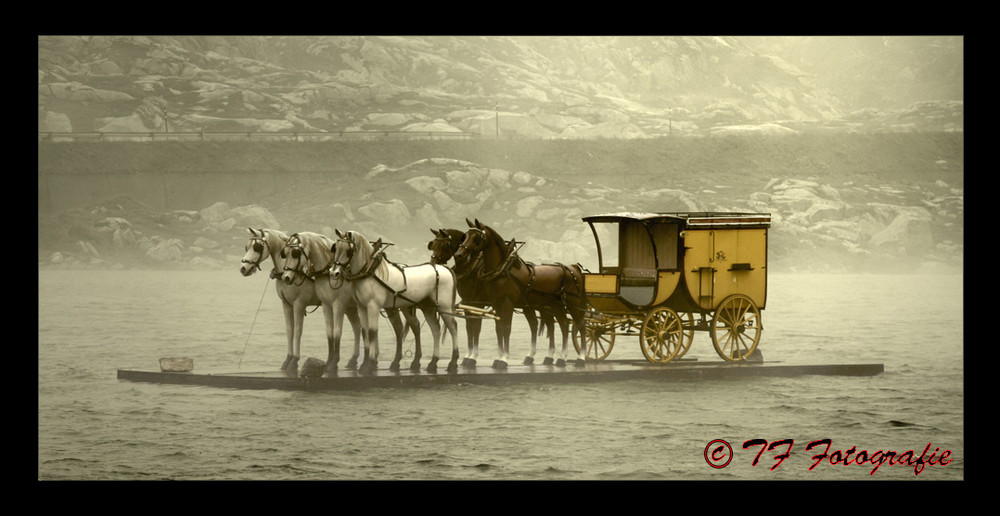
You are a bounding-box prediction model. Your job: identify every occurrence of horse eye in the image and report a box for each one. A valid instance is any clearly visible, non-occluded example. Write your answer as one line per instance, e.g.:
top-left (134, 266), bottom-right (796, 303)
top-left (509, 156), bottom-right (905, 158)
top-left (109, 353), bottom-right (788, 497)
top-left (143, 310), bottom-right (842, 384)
top-left (280, 249), bottom-right (287, 258)
top-left (253, 243), bottom-right (263, 253)
top-left (291, 249), bottom-right (301, 259)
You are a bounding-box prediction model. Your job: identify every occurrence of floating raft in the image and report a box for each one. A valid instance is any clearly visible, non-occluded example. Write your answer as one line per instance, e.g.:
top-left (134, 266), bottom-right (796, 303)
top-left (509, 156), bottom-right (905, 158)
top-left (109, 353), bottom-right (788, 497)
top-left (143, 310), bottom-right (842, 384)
top-left (117, 360), bottom-right (884, 392)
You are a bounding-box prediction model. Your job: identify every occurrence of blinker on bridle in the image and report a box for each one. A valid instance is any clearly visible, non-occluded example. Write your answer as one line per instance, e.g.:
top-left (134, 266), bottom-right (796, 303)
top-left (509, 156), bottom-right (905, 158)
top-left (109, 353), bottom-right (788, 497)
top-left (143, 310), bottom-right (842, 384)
top-left (242, 237), bottom-right (268, 271)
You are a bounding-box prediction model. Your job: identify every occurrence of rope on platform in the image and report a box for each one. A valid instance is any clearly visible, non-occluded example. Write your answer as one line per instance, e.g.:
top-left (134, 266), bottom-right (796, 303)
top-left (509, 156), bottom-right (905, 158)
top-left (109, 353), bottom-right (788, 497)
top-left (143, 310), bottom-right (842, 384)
top-left (239, 275), bottom-right (272, 369)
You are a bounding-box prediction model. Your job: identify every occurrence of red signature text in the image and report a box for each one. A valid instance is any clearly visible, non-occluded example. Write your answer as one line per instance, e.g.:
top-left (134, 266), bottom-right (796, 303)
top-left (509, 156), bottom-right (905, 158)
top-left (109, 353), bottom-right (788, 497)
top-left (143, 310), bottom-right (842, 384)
top-left (742, 439), bottom-right (952, 475)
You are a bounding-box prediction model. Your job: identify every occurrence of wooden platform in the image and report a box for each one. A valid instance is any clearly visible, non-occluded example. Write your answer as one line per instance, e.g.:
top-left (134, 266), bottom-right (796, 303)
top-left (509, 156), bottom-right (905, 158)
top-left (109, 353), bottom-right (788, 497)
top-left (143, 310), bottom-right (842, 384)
top-left (117, 360), bottom-right (885, 392)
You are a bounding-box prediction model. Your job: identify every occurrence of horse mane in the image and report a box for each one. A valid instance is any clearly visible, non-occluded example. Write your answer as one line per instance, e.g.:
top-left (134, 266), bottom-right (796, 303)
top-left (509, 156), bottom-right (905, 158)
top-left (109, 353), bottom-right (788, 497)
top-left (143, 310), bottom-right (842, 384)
top-left (291, 231), bottom-right (335, 272)
top-left (343, 230), bottom-right (389, 277)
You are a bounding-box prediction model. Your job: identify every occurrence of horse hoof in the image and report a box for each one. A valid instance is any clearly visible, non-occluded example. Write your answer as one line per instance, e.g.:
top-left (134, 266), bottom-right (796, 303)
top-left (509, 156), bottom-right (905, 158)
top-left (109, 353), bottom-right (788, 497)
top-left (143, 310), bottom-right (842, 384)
top-left (346, 359), bottom-right (359, 370)
top-left (359, 361), bottom-right (377, 375)
top-left (555, 359), bottom-right (566, 368)
top-left (447, 362), bottom-right (458, 374)
top-left (523, 356), bottom-right (534, 365)
top-left (542, 357), bottom-right (554, 366)
top-left (574, 359), bottom-right (586, 368)
top-left (426, 364), bottom-right (438, 374)
top-left (492, 360), bottom-right (508, 370)
top-left (389, 361), bottom-right (401, 372)
top-left (410, 361), bottom-right (421, 372)
top-left (324, 364), bottom-right (339, 375)
top-left (461, 357), bottom-right (471, 367)
top-left (464, 358), bottom-right (477, 368)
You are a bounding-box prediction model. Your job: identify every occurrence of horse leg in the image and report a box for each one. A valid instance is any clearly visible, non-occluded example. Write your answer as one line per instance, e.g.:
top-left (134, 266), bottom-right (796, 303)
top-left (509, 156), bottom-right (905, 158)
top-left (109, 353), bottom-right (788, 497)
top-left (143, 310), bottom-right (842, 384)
top-left (356, 303), bottom-right (377, 375)
top-left (443, 310), bottom-right (460, 373)
top-left (571, 307), bottom-right (588, 367)
top-left (281, 300), bottom-right (295, 371)
top-left (344, 301), bottom-right (361, 370)
top-left (552, 311), bottom-right (570, 367)
top-left (422, 306), bottom-right (444, 373)
top-left (402, 307), bottom-right (422, 372)
top-left (523, 310), bottom-right (539, 365)
top-left (463, 314), bottom-right (481, 367)
top-left (288, 301), bottom-right (305, 373)
top-left (386, 310), bottom-right (405, 372)
top-left (322, 303), bottom-right (340, 374)
top-left (493, 303), bottom-right (514, 369)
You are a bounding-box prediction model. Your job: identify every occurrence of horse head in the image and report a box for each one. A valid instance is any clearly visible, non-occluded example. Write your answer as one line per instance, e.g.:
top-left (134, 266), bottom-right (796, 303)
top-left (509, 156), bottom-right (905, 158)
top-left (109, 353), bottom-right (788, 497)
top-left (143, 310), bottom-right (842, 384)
top-left (279, 234), bottom-right (310, 285)
top-left (454, 219), bottom-right (493, 263)
top-left (428, 228), bottom-right (465, 265)
top-left (241, 227), bottom-right (271, 277)
top-left (331, 229), bottom-right (359, 281)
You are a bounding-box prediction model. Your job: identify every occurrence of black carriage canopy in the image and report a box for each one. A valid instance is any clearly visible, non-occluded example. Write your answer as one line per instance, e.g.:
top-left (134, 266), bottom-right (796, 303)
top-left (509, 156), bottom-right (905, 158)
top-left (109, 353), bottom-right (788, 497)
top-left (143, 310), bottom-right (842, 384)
top-left (582, 212), bottom-right (771, 273)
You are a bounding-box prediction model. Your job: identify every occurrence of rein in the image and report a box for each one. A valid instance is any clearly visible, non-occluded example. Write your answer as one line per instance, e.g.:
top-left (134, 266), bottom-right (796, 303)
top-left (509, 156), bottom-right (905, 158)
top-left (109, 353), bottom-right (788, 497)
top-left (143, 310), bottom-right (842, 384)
top-left (477, 237), bottom-right (524, 281)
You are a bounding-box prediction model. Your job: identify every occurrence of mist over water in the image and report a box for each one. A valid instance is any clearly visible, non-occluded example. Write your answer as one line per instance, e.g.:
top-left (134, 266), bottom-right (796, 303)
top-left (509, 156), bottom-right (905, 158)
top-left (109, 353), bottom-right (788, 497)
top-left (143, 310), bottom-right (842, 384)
top-left (38, 270), bottom-right (962, 480)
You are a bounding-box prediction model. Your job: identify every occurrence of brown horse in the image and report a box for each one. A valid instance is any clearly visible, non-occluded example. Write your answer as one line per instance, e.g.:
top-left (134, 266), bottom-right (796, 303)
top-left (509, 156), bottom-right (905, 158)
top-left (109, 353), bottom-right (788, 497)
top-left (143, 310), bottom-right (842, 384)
top-left (452, 219), bottom-right (587, 369)
top-left (428, 228), bottom-right (553, 367)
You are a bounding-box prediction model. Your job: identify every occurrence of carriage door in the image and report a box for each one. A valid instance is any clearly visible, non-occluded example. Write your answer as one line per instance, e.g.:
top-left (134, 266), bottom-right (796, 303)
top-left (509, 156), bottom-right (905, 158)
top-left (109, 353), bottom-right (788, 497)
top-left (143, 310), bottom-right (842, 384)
top-left (682, 229), bottom-right (718, 311)
top-left (618, 221), bottom-right (656, 306)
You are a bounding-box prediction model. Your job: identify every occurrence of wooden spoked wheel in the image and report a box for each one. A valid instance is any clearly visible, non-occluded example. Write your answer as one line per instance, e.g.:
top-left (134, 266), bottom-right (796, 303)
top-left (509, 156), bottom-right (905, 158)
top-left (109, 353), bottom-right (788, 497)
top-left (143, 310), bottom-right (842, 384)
top-left (572, 319), bottom-right (616, 361)
top-left (710, 294), bottom-right (762, 361)
top-left (674, 311), bottom-right (695, 359)
top-left (640, 307), bottom-right (685, 363)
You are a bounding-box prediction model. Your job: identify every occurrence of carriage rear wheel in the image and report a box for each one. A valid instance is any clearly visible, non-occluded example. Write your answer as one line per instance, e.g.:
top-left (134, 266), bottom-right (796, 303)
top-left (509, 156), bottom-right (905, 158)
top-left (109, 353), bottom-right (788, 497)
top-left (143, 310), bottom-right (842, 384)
top-left (674, 311), bottom-right (695, 359)
top-left (640, 307), bottom-right (685, 363)
top-left (572, 318), bottom-right (616, 361)
top-left (710, 294), bottom-right (762, 361)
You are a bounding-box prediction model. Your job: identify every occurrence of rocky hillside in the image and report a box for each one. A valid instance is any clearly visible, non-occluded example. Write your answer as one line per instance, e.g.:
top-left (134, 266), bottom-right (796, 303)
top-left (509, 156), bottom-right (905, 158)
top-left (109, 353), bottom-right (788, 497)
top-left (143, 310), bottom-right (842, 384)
top-left (38, 134), bottom-right (963, 274)
top-left (38, 36), bottom-right (963, 138)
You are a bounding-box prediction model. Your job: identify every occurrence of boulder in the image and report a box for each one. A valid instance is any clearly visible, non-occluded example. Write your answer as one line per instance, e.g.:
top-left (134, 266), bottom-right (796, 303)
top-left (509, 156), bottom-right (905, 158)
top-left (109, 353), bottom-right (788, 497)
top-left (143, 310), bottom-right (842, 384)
top-left (199, 202), bottom-right (232, 223)
top-left (230, 204), bottom-right (281, 229)
top-left (357, 199), bottom-right (411, 228)
top-left (146, 237), bottom-right (184, 262)
top-left (40, 111), bottom-right (73, 132)
top-left (299, 357), bottom-right (326, 377)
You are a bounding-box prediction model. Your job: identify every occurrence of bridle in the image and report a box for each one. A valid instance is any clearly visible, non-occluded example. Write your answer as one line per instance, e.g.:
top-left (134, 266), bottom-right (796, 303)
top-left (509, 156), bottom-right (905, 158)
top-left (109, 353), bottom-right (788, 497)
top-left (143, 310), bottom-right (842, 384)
top-left (280, 236), bottom-right (313, 286)
top-left (242, 236), bottom-right (269, 274)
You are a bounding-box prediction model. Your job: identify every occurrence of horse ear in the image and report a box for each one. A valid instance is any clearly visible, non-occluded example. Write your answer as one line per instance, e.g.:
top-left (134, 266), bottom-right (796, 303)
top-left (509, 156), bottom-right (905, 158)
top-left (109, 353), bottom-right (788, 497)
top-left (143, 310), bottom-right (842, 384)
top-left (466, 218), bottom-right (474, 228)
top-left (430, 228), bottom-right (439, 236)
top-left (247, 227), bottom-right (256, 236)
top-left (335, 229), bottom-right (344, 239)
top-left (475, 219), bottom-right (483, 229)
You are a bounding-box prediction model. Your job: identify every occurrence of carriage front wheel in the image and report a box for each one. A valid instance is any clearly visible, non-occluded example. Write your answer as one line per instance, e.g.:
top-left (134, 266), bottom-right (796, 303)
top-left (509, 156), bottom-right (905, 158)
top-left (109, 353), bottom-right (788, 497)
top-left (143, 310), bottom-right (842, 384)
top-left (572, 318), bottom-right (615, 361)
top-left (640, 307), bottom-right (685, 363)
top-left (710, 294), bottom-right (762, 361)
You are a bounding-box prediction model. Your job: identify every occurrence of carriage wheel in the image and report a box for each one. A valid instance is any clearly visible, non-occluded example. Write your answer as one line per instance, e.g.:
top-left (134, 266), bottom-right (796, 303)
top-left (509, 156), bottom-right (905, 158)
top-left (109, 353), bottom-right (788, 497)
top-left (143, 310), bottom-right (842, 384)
top-left (572, 319), bottom-right (616, 361)
top-left (640, 307), bottom-right (685, 363)
top-left (710, 294), bottom-right (762, 361)
top-left (674, 311), bottom-right (696, 359)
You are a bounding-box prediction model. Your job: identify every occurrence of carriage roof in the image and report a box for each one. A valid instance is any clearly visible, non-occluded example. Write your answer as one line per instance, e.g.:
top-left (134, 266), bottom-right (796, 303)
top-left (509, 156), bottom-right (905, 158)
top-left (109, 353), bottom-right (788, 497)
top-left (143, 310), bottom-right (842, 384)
top-left (582, 212), bottom-right (771, 229)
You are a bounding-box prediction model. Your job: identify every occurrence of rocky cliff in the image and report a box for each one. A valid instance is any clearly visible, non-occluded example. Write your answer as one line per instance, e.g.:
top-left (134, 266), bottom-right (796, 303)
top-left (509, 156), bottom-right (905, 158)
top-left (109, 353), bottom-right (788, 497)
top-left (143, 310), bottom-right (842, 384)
top-left (37, 134), bottom-right (963, 274)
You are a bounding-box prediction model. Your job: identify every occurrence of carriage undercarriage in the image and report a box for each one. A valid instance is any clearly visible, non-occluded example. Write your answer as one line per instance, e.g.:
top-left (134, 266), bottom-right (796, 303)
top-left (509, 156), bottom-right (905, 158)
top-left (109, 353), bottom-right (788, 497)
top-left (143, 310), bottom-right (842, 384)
top-left (572, 293), bottom-right (763, 363)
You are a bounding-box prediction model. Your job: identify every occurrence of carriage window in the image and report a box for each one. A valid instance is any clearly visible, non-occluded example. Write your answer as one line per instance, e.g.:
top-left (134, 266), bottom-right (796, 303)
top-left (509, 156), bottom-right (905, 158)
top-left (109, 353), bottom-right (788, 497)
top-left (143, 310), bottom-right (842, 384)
top-left (591, 222), bottom-right (618, 271)
top-left (651, 223), bottom-right (678, 270)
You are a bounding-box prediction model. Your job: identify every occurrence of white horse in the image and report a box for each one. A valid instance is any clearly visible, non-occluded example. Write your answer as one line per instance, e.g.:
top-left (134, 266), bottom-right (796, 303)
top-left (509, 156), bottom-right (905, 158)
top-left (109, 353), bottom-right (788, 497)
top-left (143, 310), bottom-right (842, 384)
top-left (330, 229), bottom-right (460, 374)
top-left (279, 231), bottom-right (421, 374)
top-left (241, 228), bottom-right (348, 372)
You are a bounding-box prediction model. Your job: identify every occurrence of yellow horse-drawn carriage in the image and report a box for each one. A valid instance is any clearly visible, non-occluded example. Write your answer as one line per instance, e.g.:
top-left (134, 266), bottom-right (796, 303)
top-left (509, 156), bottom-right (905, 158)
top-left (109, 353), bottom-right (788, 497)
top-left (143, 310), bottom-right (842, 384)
top-left (574, 212), bottom-right (770, 363)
